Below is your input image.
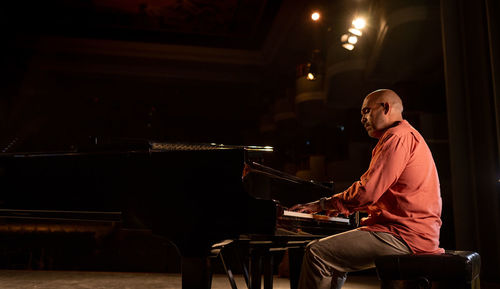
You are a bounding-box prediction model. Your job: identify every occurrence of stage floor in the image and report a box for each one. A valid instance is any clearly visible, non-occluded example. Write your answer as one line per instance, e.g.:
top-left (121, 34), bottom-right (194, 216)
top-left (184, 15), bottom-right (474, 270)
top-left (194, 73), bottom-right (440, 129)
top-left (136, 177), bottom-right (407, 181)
top-left (0, 270), bottom-right (380, 289)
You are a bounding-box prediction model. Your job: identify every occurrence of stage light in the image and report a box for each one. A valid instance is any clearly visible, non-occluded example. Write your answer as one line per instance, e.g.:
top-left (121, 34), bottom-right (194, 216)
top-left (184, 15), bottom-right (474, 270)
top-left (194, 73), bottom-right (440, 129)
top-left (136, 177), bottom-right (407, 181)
top-left (342, 43), bottom-right (354, 50)
top-left (348, 28), bottom-right (362, 36)
top-left (348, 35), bottom-right (358, 44)
top-left (311, 12), bottom-right (320, 21)
top-left (341, 34), bottom-right (349, 42)
top-left (352, 17), bottom-right (366, 29)
top-left (306, 60), bottom-right (318, 80)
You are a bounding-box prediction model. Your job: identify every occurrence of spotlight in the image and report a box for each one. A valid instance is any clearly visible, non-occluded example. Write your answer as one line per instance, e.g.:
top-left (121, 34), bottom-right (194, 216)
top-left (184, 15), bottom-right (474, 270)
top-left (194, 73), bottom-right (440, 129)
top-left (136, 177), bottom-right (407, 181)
top-left (348, 35), bottom-right (358, 44)
top-left (311, 12), bottom-right (320, 21)
top-left (306, 61), bottom-right (318, 80)
top-left (348, 28), bottom-right (362, 36)
top-left (340, 34), bottom-right (349, 42)
top-left (352, 17), bottom-right (366, 29)
top-left (342, 43), bottom-right (354, 50)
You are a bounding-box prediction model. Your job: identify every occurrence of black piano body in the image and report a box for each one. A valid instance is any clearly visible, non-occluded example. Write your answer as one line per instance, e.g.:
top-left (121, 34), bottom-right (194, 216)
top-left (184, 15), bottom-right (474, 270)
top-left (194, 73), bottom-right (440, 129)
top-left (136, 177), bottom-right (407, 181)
top-left (0, 143), bottom-right (354, 288)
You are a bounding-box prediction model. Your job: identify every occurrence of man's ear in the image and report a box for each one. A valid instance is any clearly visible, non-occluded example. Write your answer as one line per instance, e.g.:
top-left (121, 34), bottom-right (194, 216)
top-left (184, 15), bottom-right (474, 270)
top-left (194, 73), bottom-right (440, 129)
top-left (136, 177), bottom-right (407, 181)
top-left (383, 103), bottom-right (390, 114)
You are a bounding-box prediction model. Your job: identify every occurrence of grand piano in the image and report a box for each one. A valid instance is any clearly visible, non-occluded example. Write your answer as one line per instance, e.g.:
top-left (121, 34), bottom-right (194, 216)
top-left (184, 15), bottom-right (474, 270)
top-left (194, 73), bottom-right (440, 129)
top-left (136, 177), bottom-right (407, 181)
top-left (0, 142), bottom-right (355, 289)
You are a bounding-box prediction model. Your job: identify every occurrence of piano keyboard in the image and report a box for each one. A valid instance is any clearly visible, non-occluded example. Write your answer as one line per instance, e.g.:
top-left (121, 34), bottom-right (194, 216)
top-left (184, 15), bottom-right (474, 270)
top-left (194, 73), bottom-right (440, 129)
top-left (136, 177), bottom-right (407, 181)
top-left (282, 210), bottom-right (350, 224)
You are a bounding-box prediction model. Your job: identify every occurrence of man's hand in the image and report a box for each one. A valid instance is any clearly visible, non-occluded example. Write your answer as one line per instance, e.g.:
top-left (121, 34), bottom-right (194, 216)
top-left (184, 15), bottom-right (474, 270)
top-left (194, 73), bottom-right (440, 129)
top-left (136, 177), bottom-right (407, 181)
top-left (325, 209), bottom-right (340, 217)
top-left (289, 201), bottom-right (322, 214)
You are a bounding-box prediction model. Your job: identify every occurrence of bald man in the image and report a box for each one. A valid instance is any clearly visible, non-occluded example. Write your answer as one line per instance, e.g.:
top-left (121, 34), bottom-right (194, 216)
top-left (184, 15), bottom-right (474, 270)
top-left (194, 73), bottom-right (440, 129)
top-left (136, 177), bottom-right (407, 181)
top-left (290, 89), bottom-right (444, 289)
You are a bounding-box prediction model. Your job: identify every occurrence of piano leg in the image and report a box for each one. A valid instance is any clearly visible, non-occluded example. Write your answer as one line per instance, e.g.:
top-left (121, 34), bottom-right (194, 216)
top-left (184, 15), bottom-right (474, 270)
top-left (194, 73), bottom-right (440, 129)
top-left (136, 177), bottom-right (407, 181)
top-left (249, 247), bottom-right (275, 289)
top-left (288, 247), bottom-right (305, 289)
top-left (249, 249), bottom-right (263, 289)
top-left (181, 257), bottom-right (213, 289)
top-left (263, 251), bottom-right (274, 289)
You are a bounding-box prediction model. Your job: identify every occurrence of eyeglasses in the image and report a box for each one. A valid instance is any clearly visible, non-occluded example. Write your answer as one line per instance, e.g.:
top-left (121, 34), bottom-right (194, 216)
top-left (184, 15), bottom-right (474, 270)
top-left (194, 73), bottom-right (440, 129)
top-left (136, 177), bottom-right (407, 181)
top-left (361, 103), bottom-right (384, 115)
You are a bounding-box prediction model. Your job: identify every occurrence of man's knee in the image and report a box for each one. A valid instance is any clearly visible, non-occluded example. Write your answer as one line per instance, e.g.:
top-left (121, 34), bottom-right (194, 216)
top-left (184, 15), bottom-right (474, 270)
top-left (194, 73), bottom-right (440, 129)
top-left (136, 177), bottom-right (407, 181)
top-left (303, 239), bottom-right (328, 267)
top-left (304, 239), bottom-right (320, 258)
top-left (303, 239), bottom-right (347, 279)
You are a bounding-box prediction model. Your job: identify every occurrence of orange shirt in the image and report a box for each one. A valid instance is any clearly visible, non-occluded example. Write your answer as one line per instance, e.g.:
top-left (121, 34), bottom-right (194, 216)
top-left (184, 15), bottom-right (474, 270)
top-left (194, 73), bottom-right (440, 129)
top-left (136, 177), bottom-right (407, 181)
top-left (331, 120), bottom-right (444, 254)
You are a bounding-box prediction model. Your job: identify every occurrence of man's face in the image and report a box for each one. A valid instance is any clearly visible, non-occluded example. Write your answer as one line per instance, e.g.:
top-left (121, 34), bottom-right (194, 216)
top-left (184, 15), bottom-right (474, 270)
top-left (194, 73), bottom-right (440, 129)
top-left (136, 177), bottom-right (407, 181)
top-left (361, 97), bottom-right (387, 138)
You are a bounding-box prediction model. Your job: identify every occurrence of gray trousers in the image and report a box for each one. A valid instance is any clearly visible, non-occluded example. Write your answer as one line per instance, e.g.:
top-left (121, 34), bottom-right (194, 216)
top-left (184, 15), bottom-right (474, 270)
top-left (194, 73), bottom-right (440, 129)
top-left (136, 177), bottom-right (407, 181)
top-left (298, 228), bottom-right (411, 289)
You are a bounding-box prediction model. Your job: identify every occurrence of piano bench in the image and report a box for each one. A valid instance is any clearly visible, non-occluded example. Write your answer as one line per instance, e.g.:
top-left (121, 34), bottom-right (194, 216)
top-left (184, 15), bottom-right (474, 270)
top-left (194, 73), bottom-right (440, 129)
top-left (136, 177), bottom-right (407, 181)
top-left (375, 250), bottom-right (481, 289)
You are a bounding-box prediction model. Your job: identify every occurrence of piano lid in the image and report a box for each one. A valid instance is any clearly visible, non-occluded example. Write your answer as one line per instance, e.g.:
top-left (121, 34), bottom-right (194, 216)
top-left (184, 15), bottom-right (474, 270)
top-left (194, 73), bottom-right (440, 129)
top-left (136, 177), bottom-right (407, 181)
top-left (149, 142), bottom-right (274, 152)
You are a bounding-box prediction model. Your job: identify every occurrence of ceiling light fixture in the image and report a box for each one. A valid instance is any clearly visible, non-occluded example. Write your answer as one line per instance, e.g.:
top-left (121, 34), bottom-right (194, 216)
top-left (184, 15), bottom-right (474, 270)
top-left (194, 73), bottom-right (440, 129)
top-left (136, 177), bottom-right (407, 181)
top-left (340, 16), bottom-right (367, 51)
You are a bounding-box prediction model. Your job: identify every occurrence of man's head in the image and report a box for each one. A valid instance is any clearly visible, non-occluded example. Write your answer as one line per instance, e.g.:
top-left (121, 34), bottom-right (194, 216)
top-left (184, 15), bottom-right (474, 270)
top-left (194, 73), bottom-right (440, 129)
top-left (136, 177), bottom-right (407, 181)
top-left (361, 89), bottom-right (404, 139)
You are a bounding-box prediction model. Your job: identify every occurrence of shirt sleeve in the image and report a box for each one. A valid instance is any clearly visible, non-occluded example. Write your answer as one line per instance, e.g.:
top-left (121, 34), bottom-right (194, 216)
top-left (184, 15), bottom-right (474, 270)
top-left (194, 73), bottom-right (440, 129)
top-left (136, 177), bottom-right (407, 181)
top-left (331, 132), bottom-right (411, 215)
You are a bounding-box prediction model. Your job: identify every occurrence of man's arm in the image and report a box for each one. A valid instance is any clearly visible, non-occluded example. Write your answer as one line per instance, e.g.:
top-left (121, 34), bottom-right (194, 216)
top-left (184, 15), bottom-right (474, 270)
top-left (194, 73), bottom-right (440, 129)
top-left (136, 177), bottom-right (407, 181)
top-left (327, 133), bottom-right (412, 215)
top-left (291, 133), bottom-right (411, 215)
